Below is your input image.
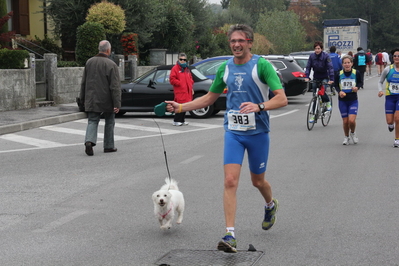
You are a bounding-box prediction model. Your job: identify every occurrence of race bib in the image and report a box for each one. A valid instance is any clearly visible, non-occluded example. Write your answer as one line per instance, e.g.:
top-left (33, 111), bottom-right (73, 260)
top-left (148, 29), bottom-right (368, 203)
top-left (340, 78), bottom-right (355, 93)
top-left (227, 110), bottom-right (256, 131)
top-left (388, 82), bottom-right (399, 94)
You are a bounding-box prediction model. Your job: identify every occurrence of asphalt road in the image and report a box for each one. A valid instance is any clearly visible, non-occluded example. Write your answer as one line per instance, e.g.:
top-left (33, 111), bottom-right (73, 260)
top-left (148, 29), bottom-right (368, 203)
top-left (0, 74), bottom-right (398, 265)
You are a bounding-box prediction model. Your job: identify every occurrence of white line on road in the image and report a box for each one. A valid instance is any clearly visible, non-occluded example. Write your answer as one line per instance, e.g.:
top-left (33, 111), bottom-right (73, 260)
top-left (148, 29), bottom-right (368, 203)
top-left (32, 210), bottom-right (88, 233)
top-left (270, 109), bottom-right (299, 118)
top-left (0, 134), bottom-right (67, 148)
top-left (180, 155), bottom-right (204, 164)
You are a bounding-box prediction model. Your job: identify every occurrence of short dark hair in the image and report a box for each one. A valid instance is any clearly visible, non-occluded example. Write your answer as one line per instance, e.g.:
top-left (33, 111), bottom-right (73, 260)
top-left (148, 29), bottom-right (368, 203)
top-left (227, 24), bottom-right (254, 42)
top-left (330, 46), bottom-right (336, 53)
top-left (391, 48), bottom-right (399, 55)
top-left (314, 41), bottom-right (323, 49)
top-left (357, 47), bottom-right (363, 51)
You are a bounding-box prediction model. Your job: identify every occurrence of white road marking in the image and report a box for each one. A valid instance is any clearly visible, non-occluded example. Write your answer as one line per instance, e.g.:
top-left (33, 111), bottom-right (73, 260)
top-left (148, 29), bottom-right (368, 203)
top-left (180, 155), bottom-right (204, 164)
top-left (0, 110), bottom-right (298, 153)
top-left (32, 210), bottom-right (88, 233)
top-left (0, 134), bottom-right (67, 148)
top-left (41, 125), bottom-right (130, 141)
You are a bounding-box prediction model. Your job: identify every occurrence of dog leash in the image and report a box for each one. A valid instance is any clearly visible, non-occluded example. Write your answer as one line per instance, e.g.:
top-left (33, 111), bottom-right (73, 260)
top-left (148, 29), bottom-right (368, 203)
top-left (153, 118), bottom-right (172, 185)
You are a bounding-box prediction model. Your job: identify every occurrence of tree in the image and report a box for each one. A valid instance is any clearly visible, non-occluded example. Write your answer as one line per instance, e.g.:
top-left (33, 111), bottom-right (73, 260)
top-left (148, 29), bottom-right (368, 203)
top-left (0, 11), bottom-right (14, 48)
top-left (86, 1), bottom-right (126, 35)
top-left (289, 0), bottom-right (322, 43)
top-left (150, 0), bottom-right (195, 53)
top-left (256, 10), bottom-right (306, 54)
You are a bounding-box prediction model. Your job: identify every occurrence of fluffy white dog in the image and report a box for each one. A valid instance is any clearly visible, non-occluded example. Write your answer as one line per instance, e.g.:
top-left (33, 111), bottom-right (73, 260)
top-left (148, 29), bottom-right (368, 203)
top-left (152, 178), bottom-right (185, 230)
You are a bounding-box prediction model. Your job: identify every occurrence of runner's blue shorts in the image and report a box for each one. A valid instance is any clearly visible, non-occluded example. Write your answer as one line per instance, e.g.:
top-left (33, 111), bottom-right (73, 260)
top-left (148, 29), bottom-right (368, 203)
top-left (224, 131), bottom-right (269, 174)
top-left (385, 95), bottom-right (399, 114)
top-left (339, 100), bottom-right (358, 118)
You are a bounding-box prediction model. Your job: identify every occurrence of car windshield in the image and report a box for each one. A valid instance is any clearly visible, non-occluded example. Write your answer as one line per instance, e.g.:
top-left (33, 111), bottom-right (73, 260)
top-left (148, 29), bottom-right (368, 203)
top-left (195, 59), bottom-right (227, 76)
top-left (294, 58), bottom-right (308, 69)
top-left (190, 68), bottom-right (208, 81)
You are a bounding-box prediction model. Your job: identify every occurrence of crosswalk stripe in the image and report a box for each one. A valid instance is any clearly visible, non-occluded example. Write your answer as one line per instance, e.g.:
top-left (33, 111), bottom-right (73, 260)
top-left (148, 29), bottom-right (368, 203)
top-left (41, 125), bottom-right (130, 141)
top-left (0, 134), bottom-right (67, 148)
top-left (139, 118), bottom-right (223, 128)
top-left (74, 119), bottom-right (183, 134)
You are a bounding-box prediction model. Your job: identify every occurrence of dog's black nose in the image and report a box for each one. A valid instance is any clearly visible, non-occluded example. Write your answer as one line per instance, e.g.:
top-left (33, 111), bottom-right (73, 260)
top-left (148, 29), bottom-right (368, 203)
top-left (160, 199), bottom-right (164, 203)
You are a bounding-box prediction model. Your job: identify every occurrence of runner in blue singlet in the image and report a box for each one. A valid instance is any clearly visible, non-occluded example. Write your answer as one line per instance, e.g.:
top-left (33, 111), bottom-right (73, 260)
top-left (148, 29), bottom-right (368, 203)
top-left (165, 24), bottom-right (287, 253)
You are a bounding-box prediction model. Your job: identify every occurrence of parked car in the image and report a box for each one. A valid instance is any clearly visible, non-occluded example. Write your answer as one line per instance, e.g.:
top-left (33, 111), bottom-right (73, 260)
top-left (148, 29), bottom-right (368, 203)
top-left (118, 65), bottom-right (226, 118)
top-left (290, 54), bottom-right (314, 80)
top-left (261, 55), bottom-right (307, 96)
top-left (192, 55), bottom-right (285, 98)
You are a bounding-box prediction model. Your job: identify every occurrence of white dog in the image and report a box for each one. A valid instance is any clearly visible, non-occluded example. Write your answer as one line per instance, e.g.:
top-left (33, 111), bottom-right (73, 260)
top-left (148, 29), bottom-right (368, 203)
top-left (152, 178), bottom-right (185, 230)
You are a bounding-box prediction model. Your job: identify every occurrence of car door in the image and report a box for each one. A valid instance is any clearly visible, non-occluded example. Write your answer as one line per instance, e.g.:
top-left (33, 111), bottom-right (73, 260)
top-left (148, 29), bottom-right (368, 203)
top-left (122, 69), bottom-right (175, 110)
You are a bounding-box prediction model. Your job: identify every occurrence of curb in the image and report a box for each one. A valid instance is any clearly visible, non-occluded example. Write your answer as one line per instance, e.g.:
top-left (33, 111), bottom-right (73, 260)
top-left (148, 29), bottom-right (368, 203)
top-left (0, 112), bottom-right (87, 136)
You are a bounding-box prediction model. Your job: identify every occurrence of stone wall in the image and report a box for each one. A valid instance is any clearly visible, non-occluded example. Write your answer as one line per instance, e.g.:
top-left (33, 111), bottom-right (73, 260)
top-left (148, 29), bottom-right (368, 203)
top-left (0, 53), bottom-right (158, 112)
top-left (0, 69), bottom-right (35, 111)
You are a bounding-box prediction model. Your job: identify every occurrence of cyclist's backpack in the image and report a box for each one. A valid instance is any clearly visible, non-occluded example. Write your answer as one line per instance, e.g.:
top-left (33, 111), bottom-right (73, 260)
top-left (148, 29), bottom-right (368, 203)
top-left (358, 54), bottom-right (366, 66)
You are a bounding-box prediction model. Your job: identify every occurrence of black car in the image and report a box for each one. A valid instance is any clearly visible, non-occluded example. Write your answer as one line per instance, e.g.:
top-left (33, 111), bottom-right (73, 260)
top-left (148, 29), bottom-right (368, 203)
top-left (119, 65), bottom-right (226, 118)
top-left (261, 55), bottom-right (307, 96)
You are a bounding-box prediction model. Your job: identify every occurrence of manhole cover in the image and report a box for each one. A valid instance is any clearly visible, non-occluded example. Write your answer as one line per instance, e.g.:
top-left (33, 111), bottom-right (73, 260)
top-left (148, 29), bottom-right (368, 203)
top-left (154, 249), bottom-right (264, 266)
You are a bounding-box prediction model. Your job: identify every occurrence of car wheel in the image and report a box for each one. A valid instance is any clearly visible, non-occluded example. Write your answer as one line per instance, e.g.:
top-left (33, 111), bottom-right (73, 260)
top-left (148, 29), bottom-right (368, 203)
top-left (189, 93), bottom-right (214, 118)
top-left (213, 109), bottom-right (220, 115)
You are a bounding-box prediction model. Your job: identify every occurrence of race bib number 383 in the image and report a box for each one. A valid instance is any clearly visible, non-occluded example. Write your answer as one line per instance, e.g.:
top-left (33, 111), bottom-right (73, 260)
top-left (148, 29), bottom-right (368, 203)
top-left (227, 110), bottom-right (256, 131)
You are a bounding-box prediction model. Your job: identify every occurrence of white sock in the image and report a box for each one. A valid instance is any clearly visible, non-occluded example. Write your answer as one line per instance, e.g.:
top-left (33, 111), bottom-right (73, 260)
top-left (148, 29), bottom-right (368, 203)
top-left (266, 200), bottom-right (274, 209)
top-left (226, 227), bottom-right (235, 237)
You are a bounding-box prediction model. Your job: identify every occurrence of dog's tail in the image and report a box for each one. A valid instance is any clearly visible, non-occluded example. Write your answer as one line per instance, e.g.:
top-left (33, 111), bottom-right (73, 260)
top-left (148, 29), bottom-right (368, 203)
top-left (165, 178), bottom-right (179, 191)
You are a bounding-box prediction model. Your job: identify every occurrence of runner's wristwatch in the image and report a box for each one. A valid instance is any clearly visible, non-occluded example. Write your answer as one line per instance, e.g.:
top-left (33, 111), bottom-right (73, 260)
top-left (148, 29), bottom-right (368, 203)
top-left (258, 103), bottom-right (265, 111)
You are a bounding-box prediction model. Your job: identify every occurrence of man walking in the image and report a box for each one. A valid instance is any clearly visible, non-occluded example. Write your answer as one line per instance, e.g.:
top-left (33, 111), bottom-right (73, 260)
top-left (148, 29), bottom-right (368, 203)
top-left (80, 40), bottom-right (121, 156)
top-left (353, 47), bottom-right (370, 89)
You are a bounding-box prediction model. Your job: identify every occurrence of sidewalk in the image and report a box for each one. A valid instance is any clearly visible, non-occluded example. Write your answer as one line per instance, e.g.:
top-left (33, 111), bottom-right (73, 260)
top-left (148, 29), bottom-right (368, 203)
top-left (0, 103), bottom-right (87, 135)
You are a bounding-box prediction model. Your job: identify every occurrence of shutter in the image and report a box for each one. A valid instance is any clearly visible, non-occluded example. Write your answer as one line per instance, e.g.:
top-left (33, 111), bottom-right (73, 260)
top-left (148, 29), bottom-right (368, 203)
top-left (12, 0), bottom-right (30, 35)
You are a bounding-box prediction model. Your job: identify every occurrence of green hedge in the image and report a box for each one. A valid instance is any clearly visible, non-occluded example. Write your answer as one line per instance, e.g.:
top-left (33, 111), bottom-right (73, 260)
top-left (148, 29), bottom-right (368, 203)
top-left (76, 22), bottom-right (106, 65)
top-left (0, 49), bottom-right (29, 69)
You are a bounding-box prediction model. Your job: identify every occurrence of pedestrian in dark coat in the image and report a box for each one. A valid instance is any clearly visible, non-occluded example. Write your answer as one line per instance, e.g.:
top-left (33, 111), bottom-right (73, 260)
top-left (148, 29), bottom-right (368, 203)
top-left (80, 40), bottom-right (121, 156)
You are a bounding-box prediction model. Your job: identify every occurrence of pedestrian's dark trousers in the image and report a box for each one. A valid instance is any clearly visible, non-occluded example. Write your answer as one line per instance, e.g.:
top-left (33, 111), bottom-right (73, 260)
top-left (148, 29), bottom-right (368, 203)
top-left (174, 112), bottom-right (186, 123)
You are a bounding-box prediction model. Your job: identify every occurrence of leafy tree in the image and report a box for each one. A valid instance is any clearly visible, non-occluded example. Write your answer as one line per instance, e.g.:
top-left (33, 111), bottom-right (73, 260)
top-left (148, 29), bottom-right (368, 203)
top-left (251, 33), bottom-right (272, 55)
top-left (0, 0), bottom-right (7, 33)
top-left (289, 0), bottom-right (322, 43)
top-left (0, 11), bottom-right (14, 48)
top-left (256, 10), bottom-right (306, 54)
top-left (75, 22), bottom-right (106, 65)
top-left (150, 0), bottom-right (195, 53)
top-left (86, 1), bottom-right (126, 35)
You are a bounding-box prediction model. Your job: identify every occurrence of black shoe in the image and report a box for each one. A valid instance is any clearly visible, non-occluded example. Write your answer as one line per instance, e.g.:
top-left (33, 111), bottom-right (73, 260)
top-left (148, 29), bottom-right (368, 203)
top-left (388, 125), bottom-right (394, 132)
top-left (85, 142), bottom-right (93, 156)
top-left (104, 148), bottom-right (117, 153)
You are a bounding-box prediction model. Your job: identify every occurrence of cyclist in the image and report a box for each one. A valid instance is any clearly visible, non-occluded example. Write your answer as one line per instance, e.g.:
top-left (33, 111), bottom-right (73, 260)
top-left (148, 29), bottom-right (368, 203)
top-left (378, 48), bottom-right (399, 148)
top-left (334, 55), bottom-right (363, 145)
top-left (305, 41), bottom-right (335, 123)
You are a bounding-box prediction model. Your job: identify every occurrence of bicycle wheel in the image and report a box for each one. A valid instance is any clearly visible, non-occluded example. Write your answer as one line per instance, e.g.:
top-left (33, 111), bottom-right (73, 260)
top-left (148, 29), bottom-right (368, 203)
top-left (322, 94), bottom-right (333, 126)
top-left (307, 96), bottom-right (317, 130)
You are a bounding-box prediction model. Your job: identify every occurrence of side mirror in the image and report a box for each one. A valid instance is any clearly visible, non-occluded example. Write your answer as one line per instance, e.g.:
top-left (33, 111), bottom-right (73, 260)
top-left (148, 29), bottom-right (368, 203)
top-left (148, 80), bottom-right (157, 89)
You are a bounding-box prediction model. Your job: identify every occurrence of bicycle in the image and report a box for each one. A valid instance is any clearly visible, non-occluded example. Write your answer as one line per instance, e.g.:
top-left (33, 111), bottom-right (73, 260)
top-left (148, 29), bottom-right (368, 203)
top-left (306, 80), bottom-right (333, 131)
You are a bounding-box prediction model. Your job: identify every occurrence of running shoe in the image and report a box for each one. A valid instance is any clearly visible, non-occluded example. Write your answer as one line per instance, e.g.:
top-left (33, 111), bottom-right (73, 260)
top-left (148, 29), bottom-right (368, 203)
top-left (172, 122), bottom-right (183, 126)
top-left (262, 198), bottom-right (279, 230)
top-left (394, 139), bottom-right (399, 148)
top-left (183, 122), bottom-right (189, 125)
top-left (309, 115), bottom-right (315, 124)
top-left (343, 137), bottom-right (350, 145)
top-left (217, 232), bottom-right (237, 253)
top-left (326, 102), bottom-right (332, 111)
top-left (350, 132), bottom-right (359, 144)
top-left (388, 124), bottom-right (394, 132)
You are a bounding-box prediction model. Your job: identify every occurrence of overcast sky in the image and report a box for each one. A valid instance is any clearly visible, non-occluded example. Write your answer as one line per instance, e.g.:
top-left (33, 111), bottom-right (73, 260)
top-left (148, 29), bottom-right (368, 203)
top-left (208, 0), bottom-right (220, 5)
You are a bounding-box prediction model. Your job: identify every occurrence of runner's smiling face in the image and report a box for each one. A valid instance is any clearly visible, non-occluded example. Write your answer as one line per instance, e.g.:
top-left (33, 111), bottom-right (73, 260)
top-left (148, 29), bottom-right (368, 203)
top-left (342, 58), bottom-right (352, 71)
top-left (393, 51), bottom-right (399, 66)
top-left (229, 31), bottom-right (252, 60)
